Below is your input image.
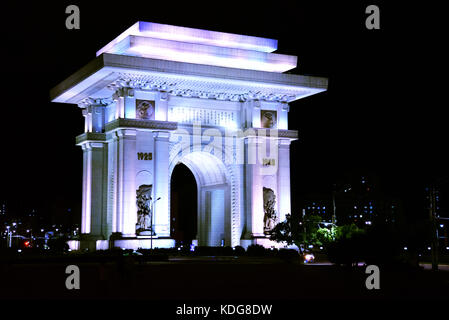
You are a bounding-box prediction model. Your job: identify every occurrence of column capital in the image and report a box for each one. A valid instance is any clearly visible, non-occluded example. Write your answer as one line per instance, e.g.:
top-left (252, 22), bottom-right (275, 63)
top-left (115, 128), bottom-right (137, 138)
top-left (81, 141), bottom-right (106, 150)
top-left (281, 102), bottom-right (289, 112)
top-left (278, 138), bottom-right (292, 146)
top-left (78, 97), bottom-right (113, 109)
top-left (112, 87), bottom-right (135, 100)
top-left (153, 131), bottom-right (170, 140)
top-left (159, 91), bottom-right (169, 101)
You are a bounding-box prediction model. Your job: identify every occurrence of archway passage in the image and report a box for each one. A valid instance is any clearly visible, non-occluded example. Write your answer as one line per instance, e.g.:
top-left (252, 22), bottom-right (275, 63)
top-left (170, 163), bottom-right (197, 246)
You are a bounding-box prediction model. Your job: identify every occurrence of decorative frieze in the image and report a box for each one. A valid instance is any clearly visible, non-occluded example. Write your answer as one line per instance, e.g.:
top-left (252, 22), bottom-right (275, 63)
top-left (104, 73), bottom-right (307, 103)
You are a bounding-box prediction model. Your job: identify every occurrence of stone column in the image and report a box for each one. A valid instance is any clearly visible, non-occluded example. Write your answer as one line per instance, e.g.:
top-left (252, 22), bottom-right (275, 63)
top-left (153, 131), bottom-right (171, 237)
top-left (82, 108), bottom-right (90, 133)
top-left (113, 87), bottom-right (134, 119)
top-left (80, 141), bottom-right (106, 238)
top-left (123, 88), bottom-right (136, 119)
top-left (108, 134), bottom-right (118, 234)
top-left (252, 100), bottom-right (261, 128)
top-left (91, 105), bottom-right (105, 133)
top-left (155, 91), bottom-right (169, 121)
top-left (242, 99), bottom-right (262, 129)
top-left (81, 144), bottom-right (89, 233)
top-left (277, 139), bottom-right (291, 223)
top-left (81, 102), bottom-right (106, 133)
top-left (243, 136), bottom-right (264, 239)
top-left (116, 129), bottom-right (137, 237)
top-left (278, 102), bottom-right (289, 130)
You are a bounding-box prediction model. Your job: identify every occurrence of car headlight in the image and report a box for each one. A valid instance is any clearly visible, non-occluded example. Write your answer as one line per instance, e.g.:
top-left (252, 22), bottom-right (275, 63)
top-left (304, 254), bottom-right (314, 262)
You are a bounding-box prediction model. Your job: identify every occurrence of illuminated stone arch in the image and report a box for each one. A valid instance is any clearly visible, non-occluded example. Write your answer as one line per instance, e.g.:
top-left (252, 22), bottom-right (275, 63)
top-left (50, 21), bottom-right (328, 251)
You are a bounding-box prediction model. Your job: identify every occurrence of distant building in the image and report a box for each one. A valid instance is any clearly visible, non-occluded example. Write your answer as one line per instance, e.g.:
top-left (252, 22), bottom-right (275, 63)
top-left (0, 203), bottom-right (6, 215)
top-left (426, 186), bottom-right (449, 249)
top-left (301, 174), bottom-right (402, 228)
top-left (302, 197), bottom-right (332, 222)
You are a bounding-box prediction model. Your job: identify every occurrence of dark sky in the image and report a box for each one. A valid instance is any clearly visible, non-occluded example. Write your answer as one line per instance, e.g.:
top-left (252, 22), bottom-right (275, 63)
top-left (0, 1), bottom-right (447, 223)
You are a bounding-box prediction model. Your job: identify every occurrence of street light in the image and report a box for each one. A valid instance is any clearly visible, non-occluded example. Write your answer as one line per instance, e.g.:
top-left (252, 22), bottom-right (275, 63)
top-left (6, 226), bottom-right (11, 248)
top-left (150, 197), bottom-right (161, 250)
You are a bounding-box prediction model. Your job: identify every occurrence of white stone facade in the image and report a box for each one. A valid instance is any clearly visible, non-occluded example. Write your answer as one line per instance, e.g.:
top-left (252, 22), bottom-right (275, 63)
top-left (52, 22), bottom-right (327, 250)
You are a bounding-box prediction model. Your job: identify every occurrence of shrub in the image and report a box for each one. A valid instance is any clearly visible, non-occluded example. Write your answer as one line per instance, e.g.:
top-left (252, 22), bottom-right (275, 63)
top-left (246, 244), bottom-right (267, 256)
top-left (233, 246), bottom-right (246, 256)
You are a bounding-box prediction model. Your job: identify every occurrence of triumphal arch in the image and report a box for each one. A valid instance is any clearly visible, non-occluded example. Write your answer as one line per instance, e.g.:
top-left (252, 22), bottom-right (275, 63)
top-left (51, 22), bottom-right (327, 250)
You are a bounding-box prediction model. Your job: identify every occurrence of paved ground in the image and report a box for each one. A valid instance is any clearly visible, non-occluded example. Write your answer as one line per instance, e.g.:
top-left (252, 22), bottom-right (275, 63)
top-left (1, 256), bottom-right (449, 302)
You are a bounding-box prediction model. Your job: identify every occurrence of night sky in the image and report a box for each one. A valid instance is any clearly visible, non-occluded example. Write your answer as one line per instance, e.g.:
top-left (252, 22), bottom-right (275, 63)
top-left (0, 1), bottom-right (446, 225)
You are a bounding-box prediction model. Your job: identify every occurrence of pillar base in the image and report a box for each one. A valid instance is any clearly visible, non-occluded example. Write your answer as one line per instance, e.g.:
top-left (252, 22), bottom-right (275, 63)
top-left (239, 237), bottom-right (289, 249)
top-left (112, 237), bottom-right (176, 250)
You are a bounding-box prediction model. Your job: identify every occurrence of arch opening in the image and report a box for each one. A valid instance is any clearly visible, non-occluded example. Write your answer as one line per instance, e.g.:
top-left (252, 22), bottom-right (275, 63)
top-left (170, 163), bottom-right (197, 246)
top-left (169, 151), bottom-right (231, 247)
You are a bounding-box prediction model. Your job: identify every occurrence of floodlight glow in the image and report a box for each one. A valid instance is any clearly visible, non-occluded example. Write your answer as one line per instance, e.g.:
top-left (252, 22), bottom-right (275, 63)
top-left (105, 36), bottom-right (296, 73)
top-left (97, 21), bottom-right (278, 57)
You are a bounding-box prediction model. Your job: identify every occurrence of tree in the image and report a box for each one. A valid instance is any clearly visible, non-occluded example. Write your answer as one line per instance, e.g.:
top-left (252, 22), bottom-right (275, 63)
top-left (270, 213), bottom-right (323, 252)
top-left (316, 226), bottom-right (338, 245)
top-left (325, 223), bottom-right (366, 266)
top-left (269, 214), bottom-right (299, 246)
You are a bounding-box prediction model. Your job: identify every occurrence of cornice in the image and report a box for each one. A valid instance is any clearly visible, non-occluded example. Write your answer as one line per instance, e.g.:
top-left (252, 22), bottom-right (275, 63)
top-left (105, 118), bottom-right (178, 132)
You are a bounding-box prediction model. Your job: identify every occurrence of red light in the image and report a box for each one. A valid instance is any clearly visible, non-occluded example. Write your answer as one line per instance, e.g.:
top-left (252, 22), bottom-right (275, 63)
top-left (24, 241), bottom-right (30, 247)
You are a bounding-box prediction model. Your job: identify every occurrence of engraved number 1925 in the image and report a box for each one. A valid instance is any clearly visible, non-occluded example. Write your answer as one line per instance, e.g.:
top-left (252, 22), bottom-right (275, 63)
top-left (137, 152), bottom-right (152, 160)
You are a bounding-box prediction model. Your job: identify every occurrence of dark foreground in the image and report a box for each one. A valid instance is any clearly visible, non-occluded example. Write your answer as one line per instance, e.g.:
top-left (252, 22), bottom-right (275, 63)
top-left (1, 255), bottom-right (448, 301)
